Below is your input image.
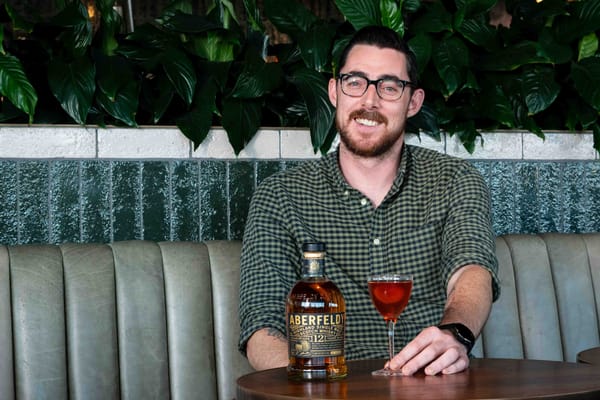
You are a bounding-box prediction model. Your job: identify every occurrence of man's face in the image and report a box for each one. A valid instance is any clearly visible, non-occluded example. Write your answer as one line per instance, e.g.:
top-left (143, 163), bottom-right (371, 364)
top-left (328, 44), bottom-right (424, 158)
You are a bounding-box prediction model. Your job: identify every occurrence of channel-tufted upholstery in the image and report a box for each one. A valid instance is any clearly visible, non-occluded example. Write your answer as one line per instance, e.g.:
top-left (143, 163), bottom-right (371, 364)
top-left (0, 234), bottom-right (599, 399)
top-left (0, 241), bottom-right (252, 400)
top-left (474, 233), bottom-right (600, 361)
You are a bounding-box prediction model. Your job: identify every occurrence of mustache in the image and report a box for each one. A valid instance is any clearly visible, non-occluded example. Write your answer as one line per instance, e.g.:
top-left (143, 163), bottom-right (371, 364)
top-left (348, 109), bottom-right (387, 124)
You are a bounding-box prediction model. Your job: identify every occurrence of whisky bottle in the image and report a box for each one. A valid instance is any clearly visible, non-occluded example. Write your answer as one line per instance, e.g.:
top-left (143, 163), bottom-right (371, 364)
top-left (286, 242), bottom-right (347, 380)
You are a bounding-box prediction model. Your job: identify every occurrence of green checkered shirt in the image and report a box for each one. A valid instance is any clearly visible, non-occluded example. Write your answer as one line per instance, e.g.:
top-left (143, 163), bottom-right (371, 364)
top-left (239, 144), bottom-right (500, 360)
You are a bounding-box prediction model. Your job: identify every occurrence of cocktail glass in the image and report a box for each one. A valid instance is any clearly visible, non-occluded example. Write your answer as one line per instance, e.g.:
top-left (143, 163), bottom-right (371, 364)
top-left (367, 273), bottom-right (413, 376)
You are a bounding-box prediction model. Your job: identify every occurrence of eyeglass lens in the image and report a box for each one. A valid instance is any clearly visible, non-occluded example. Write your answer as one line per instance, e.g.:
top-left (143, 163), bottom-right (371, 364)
top-left (340, 75), bottom-right (408, 100)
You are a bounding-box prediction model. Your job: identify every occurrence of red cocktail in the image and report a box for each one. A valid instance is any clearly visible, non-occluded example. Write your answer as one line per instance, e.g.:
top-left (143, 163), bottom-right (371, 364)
top-left (368, 274), bottom-right (412, 376)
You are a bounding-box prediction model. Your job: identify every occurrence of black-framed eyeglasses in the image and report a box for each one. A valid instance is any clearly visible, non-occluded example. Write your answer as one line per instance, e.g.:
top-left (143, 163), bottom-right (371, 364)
top-left (338, 73), bottom-right (414, 101)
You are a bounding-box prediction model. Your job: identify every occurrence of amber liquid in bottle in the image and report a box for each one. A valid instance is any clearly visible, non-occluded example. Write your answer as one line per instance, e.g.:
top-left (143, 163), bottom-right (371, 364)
top-left (286, 242), bottom-right (347, 380)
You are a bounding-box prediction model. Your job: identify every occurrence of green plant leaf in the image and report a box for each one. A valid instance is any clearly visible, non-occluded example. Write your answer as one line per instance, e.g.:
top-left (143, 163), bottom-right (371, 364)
top-left (231, 55), bottom-right (283, 98)
top-left (571, 57), bottom-right (600, 110)
top-left (198, 60), bottom-right (232, 93)
top-left (144, 75), bottom-right (175, 124)
top-left (162, 47), bottom-right (196, 106)
top-left (553, 0), bottom-right (600, 44)
top-left (578, 33), bottom-right (599, 62)
top-left (48, 56), bottom-right (95, 124)
top-left (157, 10), bottom-right (223, 33)
top-left (5, 3), bottom-right (35, 33)
top-left (403, 0), bottom-right (420, 13)
top-left (51, 1), bottom-right (93, 50)
top-left (288, 67), bottom-right (335, 152)
top-left (177, 80), bottom-right (218, 149)
top-left (455, 0), bottom-right (497, 19)
top-left (593, 123), bottom-right (600, 154)
top-left (97, 6), bottom-right (122, 56)
top-left (0, 53), bottom-right (37, 123)
top-left (409, 1), bottom-right (453, 34)
top-left (406, 102), bottom-right (441, 140)
top-left (566, 96), bottom-right (598, 130)
top-left (334, 0), bottom-right (380, 31)
top-left (191, 31), bottom-right (238, 62)
top-left (96, 79), bottom-right (140, 126)
top-left (381, 0), bottom-right (404, 36)
top-left (408, 33), bottom-right (432, 76)
top-left (96, 54), bottom-right (134, 101)
top-left (264, 0), bottom-right (318, 38)
top-left (574, 0), bottom-right (600, 35)
top-left (477, 42), bottom-right (551, 71)
top-left (538, 28), bottom-right (573, 64)
top-left (222, 97), bottom-right (263, 154)
top-left (447, 120), bottom-right (480, 154)
top-left (242, 0), bottom-right (264, 32)
top-left (217, 0), bottom-right (240, 29)
top-left (162, 0), bottom-right (193, 15)
top-left (521, 67), bottom-right (560, 115)
top-left (456, 15), bottom-right (497, 49)
top-left (477, 79), bottom-right (515, 127)
top-left (433, 36), bottom-right (470, 97)
top-left (297, 23), bottom-right (337, 71)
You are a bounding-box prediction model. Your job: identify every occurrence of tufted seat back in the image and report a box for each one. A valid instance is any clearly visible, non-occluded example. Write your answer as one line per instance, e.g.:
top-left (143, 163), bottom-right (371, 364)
top-left (1, 234), bottom-right (599, 399)
top-left (0, 241), bottom-right (252, 400)
top-left (474, 233), bottom-right (600, 361)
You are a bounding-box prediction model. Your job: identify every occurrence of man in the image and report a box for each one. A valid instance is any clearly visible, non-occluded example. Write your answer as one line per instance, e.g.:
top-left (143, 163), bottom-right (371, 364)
top-left (239, 25), bottom-right (499, 376)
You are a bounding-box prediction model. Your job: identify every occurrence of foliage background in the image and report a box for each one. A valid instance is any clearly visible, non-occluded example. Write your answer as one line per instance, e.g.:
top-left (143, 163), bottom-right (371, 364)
top-left (1, 0), bottom-right (599, 154)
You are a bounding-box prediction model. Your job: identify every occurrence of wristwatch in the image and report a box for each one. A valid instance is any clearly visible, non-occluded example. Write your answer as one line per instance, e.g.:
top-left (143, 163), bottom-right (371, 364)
top-left (438, 323), bottom-right (475, 354)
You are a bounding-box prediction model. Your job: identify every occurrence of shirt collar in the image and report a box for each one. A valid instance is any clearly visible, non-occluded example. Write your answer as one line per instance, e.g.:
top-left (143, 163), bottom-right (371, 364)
top-left (324, 144), bottom-right (410, 198)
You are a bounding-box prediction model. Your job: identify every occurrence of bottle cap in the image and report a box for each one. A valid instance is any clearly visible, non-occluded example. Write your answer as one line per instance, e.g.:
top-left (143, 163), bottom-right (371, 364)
top-left (302, 242), bottom-right (326, 252)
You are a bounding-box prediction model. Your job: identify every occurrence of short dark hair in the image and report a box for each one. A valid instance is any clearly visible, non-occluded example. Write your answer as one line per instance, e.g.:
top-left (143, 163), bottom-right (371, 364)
top-left (337, 26), bottom-right (419, 87)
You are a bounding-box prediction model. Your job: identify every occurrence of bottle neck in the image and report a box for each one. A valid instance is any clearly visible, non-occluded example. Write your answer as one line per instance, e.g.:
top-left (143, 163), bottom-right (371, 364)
top-left (301, 251), bottom-right (325, 278)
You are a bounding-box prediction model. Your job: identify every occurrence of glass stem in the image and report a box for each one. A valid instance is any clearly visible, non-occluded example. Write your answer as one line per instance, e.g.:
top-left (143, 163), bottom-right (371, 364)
top-left (387, 319), bottom-right (396, 366)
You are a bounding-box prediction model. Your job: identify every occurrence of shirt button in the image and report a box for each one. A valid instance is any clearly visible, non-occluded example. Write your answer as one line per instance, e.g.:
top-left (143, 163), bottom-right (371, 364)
top-left (344, 190), bottom-right (349, 196)
top-left (360, 198), bottom-right (368, 206)
top-left (373, 238), bottom-right (381, 245)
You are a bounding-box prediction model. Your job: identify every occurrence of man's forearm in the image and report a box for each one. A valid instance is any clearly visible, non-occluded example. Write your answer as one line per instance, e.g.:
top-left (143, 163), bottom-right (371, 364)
top-left (442, 264), bottom-right (494, 336)
top-left (246, 328), bottom-right (289, 370)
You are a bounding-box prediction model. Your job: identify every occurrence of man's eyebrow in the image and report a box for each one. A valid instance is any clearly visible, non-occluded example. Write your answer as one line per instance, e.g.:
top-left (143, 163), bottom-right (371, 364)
top-left (342, 71), bottom-right (403, 81)
top-left (341, 70), bottom-right (367, 77)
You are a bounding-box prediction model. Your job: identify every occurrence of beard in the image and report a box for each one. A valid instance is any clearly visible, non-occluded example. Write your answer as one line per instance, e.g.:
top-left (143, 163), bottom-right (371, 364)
top-left (337, 109), bottom-right (404, 158)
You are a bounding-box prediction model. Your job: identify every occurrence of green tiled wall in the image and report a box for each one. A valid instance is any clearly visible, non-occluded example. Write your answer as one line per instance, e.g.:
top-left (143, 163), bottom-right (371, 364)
top-left (0, 159), bottom-right (598, 245)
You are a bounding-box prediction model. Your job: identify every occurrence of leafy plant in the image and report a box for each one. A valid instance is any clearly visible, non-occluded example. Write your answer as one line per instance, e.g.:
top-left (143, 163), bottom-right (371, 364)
top-left (1, 0), bottom-right (599, 154)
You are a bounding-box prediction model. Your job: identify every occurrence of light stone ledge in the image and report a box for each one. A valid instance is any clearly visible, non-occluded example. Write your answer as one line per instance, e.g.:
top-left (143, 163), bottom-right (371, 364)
top-left (0, 126), bottom-right (596, 161)
top-left (0, 126), bottom-right (97, 159)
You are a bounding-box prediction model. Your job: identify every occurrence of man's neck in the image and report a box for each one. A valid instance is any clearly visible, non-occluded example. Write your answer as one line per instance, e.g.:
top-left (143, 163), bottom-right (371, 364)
top-left (338, 141), bottom-right (404, 208)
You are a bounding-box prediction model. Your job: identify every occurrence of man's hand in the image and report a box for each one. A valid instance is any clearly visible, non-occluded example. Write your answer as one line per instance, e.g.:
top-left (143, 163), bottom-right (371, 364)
top-left (387, 264), bottom-right (493, 376)
top-left (387, 326), bottom-right (470, 375)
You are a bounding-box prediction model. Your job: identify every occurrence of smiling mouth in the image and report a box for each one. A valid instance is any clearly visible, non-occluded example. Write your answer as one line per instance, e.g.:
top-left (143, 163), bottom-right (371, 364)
top-left (349, 110), bottom-right (387, 127)
top-left (355, 118), bottom-right (379, 127)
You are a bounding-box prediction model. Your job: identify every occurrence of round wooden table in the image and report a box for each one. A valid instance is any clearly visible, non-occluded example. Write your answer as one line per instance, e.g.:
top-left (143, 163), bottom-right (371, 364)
top-left (578, 347), bottom-right (600, 365)
top-left (237, 358), bottom-right (600, 399)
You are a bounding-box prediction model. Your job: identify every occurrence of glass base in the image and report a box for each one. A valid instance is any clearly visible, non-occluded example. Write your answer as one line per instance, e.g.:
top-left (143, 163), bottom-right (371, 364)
top-left (372, 368), bottom-right (404, 377)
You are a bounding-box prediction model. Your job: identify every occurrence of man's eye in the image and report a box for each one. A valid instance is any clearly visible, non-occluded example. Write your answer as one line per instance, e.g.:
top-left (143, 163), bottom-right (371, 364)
top-left (380, 81), bottom-right (400, 93)
top-left (346, 78), bottom-right (364, 87)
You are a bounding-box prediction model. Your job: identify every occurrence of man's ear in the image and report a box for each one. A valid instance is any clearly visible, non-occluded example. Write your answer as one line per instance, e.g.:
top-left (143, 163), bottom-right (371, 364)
top-left (328, 78), bottom-right (338, 106)
top-left (407, 88), bottom-right (425, 118)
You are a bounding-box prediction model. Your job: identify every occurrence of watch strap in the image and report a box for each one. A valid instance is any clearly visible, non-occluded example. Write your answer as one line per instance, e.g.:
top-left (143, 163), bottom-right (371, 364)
top-left (438, 323), bottom-right (475, 354)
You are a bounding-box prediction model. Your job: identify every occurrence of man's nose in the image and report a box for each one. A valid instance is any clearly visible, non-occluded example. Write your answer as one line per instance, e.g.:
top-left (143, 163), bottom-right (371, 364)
top-left (362, 82), bottom-right (380, 107)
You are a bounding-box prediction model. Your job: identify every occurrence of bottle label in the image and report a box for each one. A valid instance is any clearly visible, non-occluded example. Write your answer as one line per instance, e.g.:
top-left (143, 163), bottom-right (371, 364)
top-left (288, 312), bottom-right (345, 358)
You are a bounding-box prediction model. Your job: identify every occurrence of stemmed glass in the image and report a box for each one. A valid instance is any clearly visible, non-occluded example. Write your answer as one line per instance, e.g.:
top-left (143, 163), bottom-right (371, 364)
top-left (368, 273), bottom-right (413, 376)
